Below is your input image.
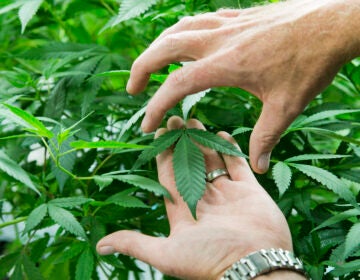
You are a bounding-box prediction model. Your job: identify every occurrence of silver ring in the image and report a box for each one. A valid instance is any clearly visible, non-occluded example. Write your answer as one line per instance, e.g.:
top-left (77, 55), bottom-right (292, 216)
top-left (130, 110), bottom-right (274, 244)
top-left (206, 168), bottom-right (229, 182)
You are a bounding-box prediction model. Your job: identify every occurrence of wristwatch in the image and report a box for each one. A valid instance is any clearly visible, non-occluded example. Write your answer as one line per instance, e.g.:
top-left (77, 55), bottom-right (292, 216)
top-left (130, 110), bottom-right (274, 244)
top-left (221, 248), bottom-right (306, 280)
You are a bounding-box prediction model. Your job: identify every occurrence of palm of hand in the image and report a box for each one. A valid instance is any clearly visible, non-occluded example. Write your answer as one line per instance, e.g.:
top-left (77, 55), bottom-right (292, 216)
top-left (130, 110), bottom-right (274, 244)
top-left (97, 117), bottom-right (292, 280)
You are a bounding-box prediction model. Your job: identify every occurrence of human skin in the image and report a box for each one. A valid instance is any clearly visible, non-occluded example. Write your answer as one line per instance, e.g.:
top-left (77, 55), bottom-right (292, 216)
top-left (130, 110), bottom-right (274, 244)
top-left (126, 0), bottom-right (360, 174)
top-left (97, 116), bottom-right (306, 280)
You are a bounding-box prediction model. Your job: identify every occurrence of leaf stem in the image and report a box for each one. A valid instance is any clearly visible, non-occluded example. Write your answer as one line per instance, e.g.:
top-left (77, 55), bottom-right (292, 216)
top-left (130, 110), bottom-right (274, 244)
top-left (0, 216), bottom-right (27, 229)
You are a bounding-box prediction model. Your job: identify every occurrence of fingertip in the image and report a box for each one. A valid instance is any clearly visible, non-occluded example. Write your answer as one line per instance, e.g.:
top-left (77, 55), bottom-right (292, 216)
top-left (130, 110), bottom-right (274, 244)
top-left (167, 116), bottom-right (185, 130)
top-left (155, 127), bottom-right (168, 139)
top-left (186, 118), bottom-right (206, 130)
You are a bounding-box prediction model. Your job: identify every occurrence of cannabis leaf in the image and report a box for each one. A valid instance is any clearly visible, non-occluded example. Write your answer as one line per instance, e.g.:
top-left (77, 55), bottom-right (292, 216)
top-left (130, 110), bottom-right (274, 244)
top-left (232, 127), bottom-right (253, 136)
top-left (285, 154), bottom-right (349, 162)
top-left (110, 174), bottom-right (170, 198)
top-left (54, 242), bottom-right (87, 264)
top-left (132, 129), bottom-right (183, 170)
top-left (272, 162), bottom-right (292, 197)
top-left (0, 150), bottom-right (40, 194)
top-left (113, 0), bottom-right (158, 26)
top-left (75, 247), bottom-right (94, 280)
top-left (173, 134), bottom-right (206, 218)
top-left (2, 103), bottom-right (53, 138)
top-left (24, 204), bottom-right (47, 233)
top-left (314, 208), bottom-right (360, 231)
top-left (344, 221), bottom-right (360, 258)
top-left (21, 254), bottom-right (45, 280)
top-left (48, 197), bottom-right (93, 209)
top-left (132, 128), bottom-right (247, 218)
top-left (106, 190), bottom-right (149, 208)
top-left (187, 129), bottom-right (247, 158)
top-left (18, 0), bottom-right (43, 33)
top-left (182, 89), bottom-right (210, 120)
top-left (289, 163), bottom-right (358, 208)
top-left (48, 204), bottom-right (87, 239)
top-left (94, 175), bottom-right (113, 190)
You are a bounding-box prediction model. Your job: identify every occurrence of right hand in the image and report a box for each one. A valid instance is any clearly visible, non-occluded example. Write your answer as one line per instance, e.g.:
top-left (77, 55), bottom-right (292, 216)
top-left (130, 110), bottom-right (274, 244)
top-left (126, 0), bottom-right (360, 174)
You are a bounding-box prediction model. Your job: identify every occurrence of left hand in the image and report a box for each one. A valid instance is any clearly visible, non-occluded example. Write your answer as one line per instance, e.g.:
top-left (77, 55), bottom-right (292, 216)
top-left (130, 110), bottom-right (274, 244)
top-left (96, 116), bottom-right (293, 280)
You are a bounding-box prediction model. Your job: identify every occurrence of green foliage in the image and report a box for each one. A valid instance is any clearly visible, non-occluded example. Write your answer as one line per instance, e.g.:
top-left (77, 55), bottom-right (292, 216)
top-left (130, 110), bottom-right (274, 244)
top-left (173, 133), bottom-right (206, 218)
top-left (0, 0), bottom-right (359, 279)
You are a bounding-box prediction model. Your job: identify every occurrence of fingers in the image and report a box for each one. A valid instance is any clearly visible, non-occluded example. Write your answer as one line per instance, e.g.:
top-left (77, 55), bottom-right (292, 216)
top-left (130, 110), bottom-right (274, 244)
top-left (96, 230), bottom-right (165, 267)
top-left (141, 61), bottom-right (218, 132)
top-left (155, 13), bottom-right (224, 42)
top-left (249, 101), bottom-right (301, 174)
top-left (127, 30), bottom-right (215, 94)
top-left (216, 131), bottom-right (257, 183)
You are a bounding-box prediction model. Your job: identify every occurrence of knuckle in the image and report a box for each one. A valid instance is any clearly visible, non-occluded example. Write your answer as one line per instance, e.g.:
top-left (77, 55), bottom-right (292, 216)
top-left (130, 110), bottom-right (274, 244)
top-left (162, 34), bottom-right (180, 51)
top-left (178, 16), bottom-right (193, 27)
top-left (167, 68), bottom-right (186, 86)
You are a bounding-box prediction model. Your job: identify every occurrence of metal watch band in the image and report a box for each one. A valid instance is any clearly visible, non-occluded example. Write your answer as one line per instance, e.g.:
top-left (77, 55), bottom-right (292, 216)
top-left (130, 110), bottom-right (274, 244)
top-left (221, 248), bottom-right (306, 280)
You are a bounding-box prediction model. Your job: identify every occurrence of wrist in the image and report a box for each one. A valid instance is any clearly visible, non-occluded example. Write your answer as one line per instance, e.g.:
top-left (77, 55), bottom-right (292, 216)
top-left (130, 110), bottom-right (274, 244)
top-left (219, 248), bottom-right (306, 280)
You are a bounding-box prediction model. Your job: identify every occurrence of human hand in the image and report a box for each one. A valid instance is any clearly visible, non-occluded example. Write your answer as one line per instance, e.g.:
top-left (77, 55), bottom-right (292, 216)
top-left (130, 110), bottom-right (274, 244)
top-left (96, 116), bottom-right (295, 280)
top-left (126, 0), bottom-right (360, 174)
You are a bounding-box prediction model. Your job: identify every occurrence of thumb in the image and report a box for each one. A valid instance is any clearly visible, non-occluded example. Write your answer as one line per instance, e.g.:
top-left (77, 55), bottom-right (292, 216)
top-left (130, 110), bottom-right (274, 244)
top-left (96, 230), bottom-right (166, 266)
top-left (249, 102), bottom-right (299, 174)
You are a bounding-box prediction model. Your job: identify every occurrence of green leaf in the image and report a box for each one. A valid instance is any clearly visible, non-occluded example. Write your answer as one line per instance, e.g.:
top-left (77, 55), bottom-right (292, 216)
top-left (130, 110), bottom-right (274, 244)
top-left (289, 163), bottom-right (358, 208)
top-left (106, 190), bottom-right (149, 208)
top-left (132, 129), bottom-right (183, 170)
top-left (297, 109), bottom-right (360, 127)
top-left (48, 204), bottom-right (86, 239)
top-left (187, 129), bottom-right (247, 158)
top-left (344, 221), bottom-right (360, 258)
top-left (232, 127), bottom-right (253, 136)
top-left (75, 247), bottom-right (94, 280)
top-left (29, 236), bottom-right (50, 262)
top-left (330, 259), bottom-right (360, 277)
top-left (112, 0), bottom-right (158, 26)
top-left (2, 103), bottom-right (53, 138)
top-left (0, 252), bottom-right (20, 279)
top-left (70, 140), bottom-right (148, 150)
top-left (10, 261), bottom-right (23, 280)
top-left (272, 162), bottom-right (292, 197)
top-left (24, 204), bottom-right (47, 233)
top-left (119, 105), bottom-right (147, 139)
top-left (0, 150), bottom-right (40, 194)
top-left (20, 42), bottom-right (104, 60)
top-left (22, 254), bottom-right (45, 280)
top-left (94, 175), bottom-right (113, 191)
top-left (18, 0), bottom-right (43, 33)
top-left (285, 154), bottom-right (349, 162)
top-left (54, 242), bottom-right (87, 264)
top-left (92, 70), bottom-right (130, 79)
top-left (173, 134), bottom-right (206, 218)
top-left (314, 209), bottom-right (360, 231)
top-left (109, 174), bottom-right (170, 198)
top-left (48, 197), bottom-right (93, 208)
top-left (0, 1), bottom-right (23, 15)
top-left (302, 127), bottom-right (360, 145)
top-left (182, 89), bottom-right (210, 120)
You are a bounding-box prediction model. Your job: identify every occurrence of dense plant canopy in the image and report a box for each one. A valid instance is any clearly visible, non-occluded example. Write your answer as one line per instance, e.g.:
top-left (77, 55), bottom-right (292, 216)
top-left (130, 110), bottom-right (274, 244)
top-left (0, 0), bottom-right (359, 279)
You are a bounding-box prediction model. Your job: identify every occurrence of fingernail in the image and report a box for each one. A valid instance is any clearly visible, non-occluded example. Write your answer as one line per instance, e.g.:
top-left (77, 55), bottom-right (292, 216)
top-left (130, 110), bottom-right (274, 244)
top-left (257, 152), bottom-right (271, 172)
top-left (97, 246), bottom-right (115, 255)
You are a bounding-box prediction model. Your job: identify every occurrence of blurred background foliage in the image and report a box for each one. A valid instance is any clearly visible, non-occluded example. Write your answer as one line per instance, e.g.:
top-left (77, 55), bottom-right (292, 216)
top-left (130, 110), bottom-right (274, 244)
top-left (0, 0), bottom-right (359, 279)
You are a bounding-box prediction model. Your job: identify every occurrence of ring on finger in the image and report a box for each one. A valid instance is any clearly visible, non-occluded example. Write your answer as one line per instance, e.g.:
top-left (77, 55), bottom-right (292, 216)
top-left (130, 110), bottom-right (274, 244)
top-left (206, 168), bottom-right (229, 182)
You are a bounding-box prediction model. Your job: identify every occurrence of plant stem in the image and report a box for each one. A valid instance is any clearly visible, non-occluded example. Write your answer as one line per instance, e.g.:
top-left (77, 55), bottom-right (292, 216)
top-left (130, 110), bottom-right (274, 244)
top-left (0, 217), bottom-right (27, 229)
